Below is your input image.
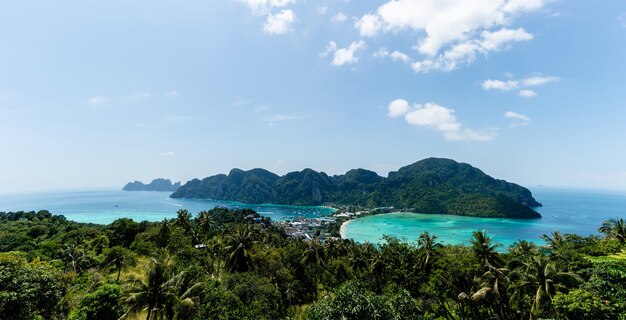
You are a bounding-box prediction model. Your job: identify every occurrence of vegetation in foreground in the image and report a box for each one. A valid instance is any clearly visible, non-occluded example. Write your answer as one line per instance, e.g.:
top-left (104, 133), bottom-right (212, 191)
top-left (1, 209), bottom-right (625, 320)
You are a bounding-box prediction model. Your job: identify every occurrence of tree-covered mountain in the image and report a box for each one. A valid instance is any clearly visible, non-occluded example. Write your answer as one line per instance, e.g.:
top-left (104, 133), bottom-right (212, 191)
top-left (171, 158), bottom-right (542, 218)
top-left (123, 178), bottom-right (181, 192)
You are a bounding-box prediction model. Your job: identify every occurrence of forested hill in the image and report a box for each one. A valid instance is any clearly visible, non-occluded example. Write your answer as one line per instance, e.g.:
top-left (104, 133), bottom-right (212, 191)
top-left (171, 158), bottom-right (542, 218)
top-left (123, 178), bottom-right (181, 192)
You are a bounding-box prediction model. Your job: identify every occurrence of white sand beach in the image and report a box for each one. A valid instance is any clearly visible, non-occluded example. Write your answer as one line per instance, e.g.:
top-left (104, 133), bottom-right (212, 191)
top-left (339, 219), bottom-right (353, 239)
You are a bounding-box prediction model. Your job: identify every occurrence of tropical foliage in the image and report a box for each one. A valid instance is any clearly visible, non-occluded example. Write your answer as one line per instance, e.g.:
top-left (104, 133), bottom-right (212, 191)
top-left (0, 209), bottom-right (625, 319)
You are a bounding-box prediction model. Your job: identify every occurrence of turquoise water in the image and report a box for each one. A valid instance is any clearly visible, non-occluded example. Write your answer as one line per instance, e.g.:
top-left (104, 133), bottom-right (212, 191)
top-left (0, 190), bottom-right (334, 224)
top-left (1, 188), bottom-right (625, 248)
top-left (344, 188), bottom-right (626, 248)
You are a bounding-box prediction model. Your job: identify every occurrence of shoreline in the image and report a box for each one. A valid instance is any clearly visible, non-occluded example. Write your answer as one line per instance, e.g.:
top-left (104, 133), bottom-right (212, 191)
top-left (339, 219), bottom-right (353, 239)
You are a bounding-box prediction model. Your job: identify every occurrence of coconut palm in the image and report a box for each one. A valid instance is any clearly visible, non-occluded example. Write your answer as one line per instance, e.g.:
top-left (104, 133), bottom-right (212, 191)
top-left (174, 209), bottom-right (193, 234)
top-left (470, 229), bottom-right (504, 267)
top-left (61, 242), bottom-right (93, 273)
top-left (598, 217), bottom-right (626, 245)
top-left (508, 240), bottom-right (539, 259)
top-left (196, 210), bottom-right (215, 236)
top-left (301, 239), bottom-right (326, 289)
top-left (510, 254), bottom-right (581, 320)
top-left (224, 224), bottom-right (258, 273)
top-left (121, 259), bottom-right (179, 320)
top-left (417, 231), bottom-right (442, 273)
top-left (540, 231), bottom-right (565, 253)
top-left (473, 263), bottom-right (513, 319)
top-left (103, 246), bottom-right (136, 282)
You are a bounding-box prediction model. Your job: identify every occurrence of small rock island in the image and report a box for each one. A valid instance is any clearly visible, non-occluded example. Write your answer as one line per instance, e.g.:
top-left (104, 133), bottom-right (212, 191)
top-left (123, 178), bottom-right (181, 192)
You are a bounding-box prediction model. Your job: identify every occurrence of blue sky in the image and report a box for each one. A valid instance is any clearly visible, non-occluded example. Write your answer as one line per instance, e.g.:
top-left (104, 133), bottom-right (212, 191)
top-left (1, 0), bottom-right (625, 193)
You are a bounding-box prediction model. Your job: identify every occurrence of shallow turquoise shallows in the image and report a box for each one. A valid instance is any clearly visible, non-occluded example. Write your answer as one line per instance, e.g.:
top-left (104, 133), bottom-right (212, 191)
top-left (0, 190), bottom-right (334, 224)
top-left (0, 188), bottom-right (625, 249)
top-left (344, 188), bottom-right (626, 248)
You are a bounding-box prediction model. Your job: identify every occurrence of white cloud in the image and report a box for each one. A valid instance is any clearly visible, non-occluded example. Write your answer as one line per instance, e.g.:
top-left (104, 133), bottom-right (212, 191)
top-left (241, 0), bottom-right (295, 14)
top-left (483, 75), bottom-right (558, 96)
top-left (387, 99), bottom-right (410, 117)
top-left (163, 91), bottom-right (179, 97)
top-left (518, 89), bottom-right (537, 97)
top-left (317, 6), bottom-right (328, 15)
top-left (263, 9), bottom-right (295, 34)
top-left (503, 0), bottom-right (545, 13)
top-left (374, 47), bottom-right (412, 63)
top-left (319, 41), bottom-right (337, 57)
top-left (388, 99), bottom-right (496, 141)
top-left (479, 28), bottom-right (533, 51)
top-left (620, 12), bottom-right (626, 28)
top-left (331, 12), bottom-right (347, 23)
top-left (87, 96), bottom-right (105, 107)
top-left (504, 111), bottom-right (530, 127)
top-left (131, 92), bottom-right (152, 100)
top-left (239, 0), bottom-right (296, 35)
top-left (482, 79), bottom-right (519, 91)
top-left (521, 76), bottom-right (559, 86)
top-left (328, 40), bottom-right (366, 66)
top-left (353, 0), bottom-right (545, 72)
top-left (161, 151), bottom-right (175, 157)
top-left (355, 14), bottom-right (382, 37)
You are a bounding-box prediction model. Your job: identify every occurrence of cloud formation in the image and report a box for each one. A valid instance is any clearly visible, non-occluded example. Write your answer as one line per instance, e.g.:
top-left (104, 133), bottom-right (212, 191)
top-left (387, 99), bottom-right (496, 141)
top-left (504, 111), bottom-right (530, 127)
top-left (263, 9), bottom-right (295, 34)
top-left (331, 12), bottom-right (347, 23)
top-left (322, 41), bottom-right (366, 66)
top-left (240, 0), bottom-right (296, 35)
top-left (161, 151), bottom-right (175, 157)
top-left (374, 48), bottom-right (412, 63)
top-left (354, 0), bottom-right (545, 72)
top-left (483, 75), bottom-right (558, 97)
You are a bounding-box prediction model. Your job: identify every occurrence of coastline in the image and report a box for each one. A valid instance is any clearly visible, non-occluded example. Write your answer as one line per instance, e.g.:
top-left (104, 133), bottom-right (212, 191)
top-left (339, 219), bottom-right (353, 239)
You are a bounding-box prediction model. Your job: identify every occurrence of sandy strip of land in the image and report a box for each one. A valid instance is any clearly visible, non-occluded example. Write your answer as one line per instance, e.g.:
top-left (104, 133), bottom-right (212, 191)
top-left (339, 219), bottom-right (353, 239)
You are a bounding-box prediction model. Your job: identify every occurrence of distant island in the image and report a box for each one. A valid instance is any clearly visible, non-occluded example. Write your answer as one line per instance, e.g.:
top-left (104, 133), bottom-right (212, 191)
top-left (171, 158), bottom-right (542, 219)
top-left (123, 178), bottom-right (181, 192)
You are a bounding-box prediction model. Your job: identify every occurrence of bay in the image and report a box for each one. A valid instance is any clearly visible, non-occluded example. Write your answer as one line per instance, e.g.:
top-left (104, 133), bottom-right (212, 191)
top-left (343, 188), bottom-right (626, 248)
top-left (0, 189), bottom-right (334, 224)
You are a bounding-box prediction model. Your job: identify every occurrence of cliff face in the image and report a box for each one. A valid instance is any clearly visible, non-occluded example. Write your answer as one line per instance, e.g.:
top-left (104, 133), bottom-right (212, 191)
top-left (170, 158), bottom-right (542, 219)
top-left (123, 178), bottom-right (181, 192)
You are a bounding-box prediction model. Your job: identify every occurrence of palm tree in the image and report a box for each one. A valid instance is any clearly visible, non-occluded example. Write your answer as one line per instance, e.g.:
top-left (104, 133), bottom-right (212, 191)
top-left (121, 259), bottom-right (180, 320)
top-left (61, 242), bottom-right (92, 273)
top-left (599, 217), bottom-right (626, 245)
top-left (196, 210), bottom-right (215, 236)
top-left (417, 231), bottom-right (442, 274)
top-left (510, 254), bottom-right (581, 320)
top-left (470, 229), bottom-right (504, 267)
top-left (473, 263), bottom-right (513, 319)
top-left (224, 225), bottom-right (258, 273)
top-left (540, 231), bottom-right (565, 253)
top-left (508, 240), bottom-right (539, 259)
top-left (103, 246), bottom-right (136, 282)
top-left (301, 239), bottom-right (326, 290)
top-left (174, 209), bottom-right (193, 234)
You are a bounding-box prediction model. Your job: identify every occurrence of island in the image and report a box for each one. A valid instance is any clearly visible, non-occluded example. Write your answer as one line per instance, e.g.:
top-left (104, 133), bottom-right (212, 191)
top-left (123, 178), bottom-right (181, 192)
top-left (171, 157), bottom-right (542, 219)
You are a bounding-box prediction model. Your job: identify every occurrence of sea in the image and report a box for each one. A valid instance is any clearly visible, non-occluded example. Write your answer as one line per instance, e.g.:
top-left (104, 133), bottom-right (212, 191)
top-left (0, 189), bottom-right (334, 224)
top-left (343, 188), bottom-right (626, 248)
top-left (0, 188), bottom-right (625, 248)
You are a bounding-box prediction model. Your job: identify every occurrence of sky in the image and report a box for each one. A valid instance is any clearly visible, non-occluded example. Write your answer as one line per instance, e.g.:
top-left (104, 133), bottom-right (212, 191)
top-left (1, 0), bottom-right (625, 193)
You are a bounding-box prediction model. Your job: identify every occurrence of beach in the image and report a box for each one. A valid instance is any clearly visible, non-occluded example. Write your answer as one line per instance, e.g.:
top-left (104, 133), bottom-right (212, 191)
top-left (339, 219), bottom-right (353, 239)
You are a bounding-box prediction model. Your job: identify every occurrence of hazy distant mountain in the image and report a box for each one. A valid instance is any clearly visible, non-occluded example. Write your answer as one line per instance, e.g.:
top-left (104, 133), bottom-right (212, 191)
top-left (171, 158), bottom-right (542, 218)
top-left (123, 178), bottom-right (181, 192)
